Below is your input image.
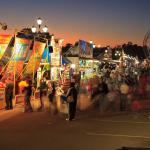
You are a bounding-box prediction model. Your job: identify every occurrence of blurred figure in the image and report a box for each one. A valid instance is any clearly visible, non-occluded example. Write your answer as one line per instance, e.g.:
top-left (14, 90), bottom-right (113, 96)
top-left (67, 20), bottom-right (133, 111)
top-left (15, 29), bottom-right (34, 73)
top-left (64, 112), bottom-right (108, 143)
top-left (138, 70), bottom-right (148, 98)
top-left (47, 81), bottom-right (57, 114)
top-left (98, 78), bottom-right (109, 112)
top-left (47, 81), bottom-right (56, 103)
top-left (120, 83), bottom-right (129, 111)
top-left (5, 79), bottom-right (14, 110)
top-left (24, 80), bottom-right (34, 112)
top-left (66, 82), bottom-right (78, 121)
top-left (38, 78), bottom-right (46, 111)
top-left (18, 78), bottom-right (28, 94)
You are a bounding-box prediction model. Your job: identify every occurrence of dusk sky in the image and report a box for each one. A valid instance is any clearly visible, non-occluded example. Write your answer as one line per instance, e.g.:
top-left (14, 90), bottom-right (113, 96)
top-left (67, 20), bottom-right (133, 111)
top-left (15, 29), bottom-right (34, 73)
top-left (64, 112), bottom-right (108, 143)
top-left (0, 0), bottom-right (150, 47)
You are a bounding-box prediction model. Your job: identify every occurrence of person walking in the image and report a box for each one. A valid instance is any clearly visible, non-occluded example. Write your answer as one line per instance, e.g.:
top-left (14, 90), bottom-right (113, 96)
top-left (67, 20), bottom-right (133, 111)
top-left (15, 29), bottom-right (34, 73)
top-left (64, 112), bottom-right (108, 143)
top-left (38, 78), bottom-right (46, 111)
top-left (47, 81), bottom-right (56, 102)
top-left (66, 82), bottom-right (78, 121)
top-left (24, 80), bottom-right (34, 112)
top-left (120, 82), bottom-right (129, 111)
top-left (47, 81), bottom-right (56, 114)
top-left (98, 78), bottom-right (109, 113)
top-left (5, 81), bottom-right (14, 110)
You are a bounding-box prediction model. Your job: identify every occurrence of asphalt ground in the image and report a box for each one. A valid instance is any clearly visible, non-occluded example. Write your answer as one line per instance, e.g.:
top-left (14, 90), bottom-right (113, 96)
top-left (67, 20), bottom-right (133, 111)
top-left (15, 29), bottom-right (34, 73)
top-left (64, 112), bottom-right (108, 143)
top-left (0, 106), bottom-right (150, 150)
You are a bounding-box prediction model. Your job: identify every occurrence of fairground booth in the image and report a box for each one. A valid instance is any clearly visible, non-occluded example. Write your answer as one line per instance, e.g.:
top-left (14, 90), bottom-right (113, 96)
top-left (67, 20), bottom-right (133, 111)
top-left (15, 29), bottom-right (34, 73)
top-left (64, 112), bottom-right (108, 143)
top-left (65, 40), bottom-right (100, 95)
top-left (0, 32), bottom-right (63, 109)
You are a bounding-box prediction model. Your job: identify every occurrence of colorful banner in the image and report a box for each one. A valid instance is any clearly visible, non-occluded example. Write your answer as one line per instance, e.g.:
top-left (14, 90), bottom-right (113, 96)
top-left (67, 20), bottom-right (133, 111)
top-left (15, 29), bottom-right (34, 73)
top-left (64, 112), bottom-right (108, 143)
top-left (41, 48), bottom-right (50, 63)
top-left (51, 43), bottom-right (61, 66)
top-left (0, 35), bottom-right (12, 59)
top-left (2, 37), bottom-right (31, 81)
top-left (0, 88), bottom-right (5, 110)
top-left (12, 37), bottom-right (31, 61)
top-left (78, 40), bottom-right (93, 58)
top-left (51, 52), bottom-right (61, 66)
top-left (51, 67), bottom-right (60, 80)
top-left (0, 36), bottom-right (14, 67)
top-left (23, 40), bottom-right (46, 76)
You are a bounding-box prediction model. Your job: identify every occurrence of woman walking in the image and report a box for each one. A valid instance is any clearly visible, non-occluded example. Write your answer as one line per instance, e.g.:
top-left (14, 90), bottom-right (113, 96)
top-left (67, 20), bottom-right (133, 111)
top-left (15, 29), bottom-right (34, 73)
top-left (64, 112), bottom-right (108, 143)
top-left (66, 82), bottom-right (78, 121)
top-left (47, 81), bottom-right (56, 114)
top-left (24, 80), bottom-right (34, 112)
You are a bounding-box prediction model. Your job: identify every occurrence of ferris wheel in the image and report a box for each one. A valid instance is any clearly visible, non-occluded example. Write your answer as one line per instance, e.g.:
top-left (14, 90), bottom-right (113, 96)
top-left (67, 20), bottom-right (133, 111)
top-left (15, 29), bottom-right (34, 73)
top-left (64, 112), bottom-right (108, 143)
top-left (143, 31), bottom-right (150, 58)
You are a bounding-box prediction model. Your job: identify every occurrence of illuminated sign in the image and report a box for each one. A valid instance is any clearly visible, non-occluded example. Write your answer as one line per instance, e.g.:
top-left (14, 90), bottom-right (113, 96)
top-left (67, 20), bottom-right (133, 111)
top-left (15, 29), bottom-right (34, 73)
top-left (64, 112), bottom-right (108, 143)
top-left (0, 35), bottom-right (12, 59)
top-left (78, 40), bottom-right (93, 58)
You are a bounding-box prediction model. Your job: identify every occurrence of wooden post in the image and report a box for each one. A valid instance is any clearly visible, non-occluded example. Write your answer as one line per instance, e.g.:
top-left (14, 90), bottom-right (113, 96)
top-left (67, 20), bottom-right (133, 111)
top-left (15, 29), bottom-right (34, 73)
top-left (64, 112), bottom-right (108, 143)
top-left (32, 37), bottom-right (35, 84)
top-left (13, 34), bottom-right (16, 97)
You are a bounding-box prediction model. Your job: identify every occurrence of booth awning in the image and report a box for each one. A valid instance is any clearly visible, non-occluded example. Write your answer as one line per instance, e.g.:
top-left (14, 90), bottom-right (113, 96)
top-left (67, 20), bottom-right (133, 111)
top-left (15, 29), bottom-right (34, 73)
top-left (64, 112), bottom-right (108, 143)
top-left (62, 56), bottom-right (71, 65)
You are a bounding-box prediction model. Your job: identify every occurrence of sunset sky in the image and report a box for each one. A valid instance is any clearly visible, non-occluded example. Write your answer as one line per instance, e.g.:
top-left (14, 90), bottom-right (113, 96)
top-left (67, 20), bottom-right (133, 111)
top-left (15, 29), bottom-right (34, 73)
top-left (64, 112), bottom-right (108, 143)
top-left (0, 0), bottom-right (150, 47)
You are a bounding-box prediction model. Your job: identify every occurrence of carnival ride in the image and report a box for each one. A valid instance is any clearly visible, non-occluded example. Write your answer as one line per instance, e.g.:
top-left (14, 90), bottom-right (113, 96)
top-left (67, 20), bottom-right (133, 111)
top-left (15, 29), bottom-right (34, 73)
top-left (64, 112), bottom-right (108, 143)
top-left (143, 30), bottom-right (150, 58)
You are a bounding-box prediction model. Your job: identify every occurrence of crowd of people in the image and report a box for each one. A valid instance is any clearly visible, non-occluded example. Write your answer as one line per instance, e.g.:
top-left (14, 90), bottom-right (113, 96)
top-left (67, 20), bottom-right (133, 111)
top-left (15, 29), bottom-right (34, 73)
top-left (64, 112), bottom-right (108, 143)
top-left (2, 61), bottom-right (150, 121)
top-left (91, 62), bottom-right (150, 112)
top-left (5, 75), bottom-right (79, 121)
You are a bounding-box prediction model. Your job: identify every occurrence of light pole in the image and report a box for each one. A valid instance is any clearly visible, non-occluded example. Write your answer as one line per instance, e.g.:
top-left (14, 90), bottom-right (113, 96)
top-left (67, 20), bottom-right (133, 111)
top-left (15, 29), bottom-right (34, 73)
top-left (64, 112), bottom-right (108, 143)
top-left (115, 48), bottom-right (124, 72)
top-left (37, 17), bottom-right (42, 32)
top-left (31, 18), bottom-right (49, 84)
top-left (31, 17), bottom-right (48, 34)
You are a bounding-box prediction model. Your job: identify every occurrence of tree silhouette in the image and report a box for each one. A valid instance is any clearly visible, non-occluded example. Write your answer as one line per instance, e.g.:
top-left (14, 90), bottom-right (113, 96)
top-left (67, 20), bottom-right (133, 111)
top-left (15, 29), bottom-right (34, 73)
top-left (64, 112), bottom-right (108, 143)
top-left (112, 43), bottom-right (146, 60)
top-left (62, 43), bottom-right (73, 54)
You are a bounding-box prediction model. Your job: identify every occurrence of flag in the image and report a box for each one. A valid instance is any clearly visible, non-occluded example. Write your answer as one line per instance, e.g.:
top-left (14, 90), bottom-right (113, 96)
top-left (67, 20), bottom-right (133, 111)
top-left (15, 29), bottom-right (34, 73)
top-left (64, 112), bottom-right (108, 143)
top-left (0, 36), bottom-right (14, 67)
top-left (2, 37), bottom-right (31, 81)
top-left (78, 40), bottom-right (93, 58)
top-left (23, 40), bottom-right (46, 76)
top-left (0, 35), bottom-right (12, 59)
top-left (51, 42), bottom-right (61, 66)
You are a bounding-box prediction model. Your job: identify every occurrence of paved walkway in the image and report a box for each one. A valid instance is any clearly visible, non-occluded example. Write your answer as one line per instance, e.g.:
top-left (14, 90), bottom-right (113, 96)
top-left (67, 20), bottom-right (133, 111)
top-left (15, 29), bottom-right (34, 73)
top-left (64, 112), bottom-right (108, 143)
top-left (1, 94), bottom-right (150, 123)
top-left (0, 106), bottom-right (22, 122)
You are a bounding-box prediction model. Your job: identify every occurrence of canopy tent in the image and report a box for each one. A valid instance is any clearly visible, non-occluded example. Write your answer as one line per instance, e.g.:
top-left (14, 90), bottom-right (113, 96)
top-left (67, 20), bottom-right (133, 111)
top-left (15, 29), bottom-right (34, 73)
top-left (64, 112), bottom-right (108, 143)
top-left (62, 56), bottom-right (71, 65)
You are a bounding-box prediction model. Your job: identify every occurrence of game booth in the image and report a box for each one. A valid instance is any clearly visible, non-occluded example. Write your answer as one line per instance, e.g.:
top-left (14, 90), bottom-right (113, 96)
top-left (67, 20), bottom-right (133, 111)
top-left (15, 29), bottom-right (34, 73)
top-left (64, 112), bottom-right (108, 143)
top-left (0, 35), bottom-right (13, 109)
top-left (0, 33), bottom-right (65, 110)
